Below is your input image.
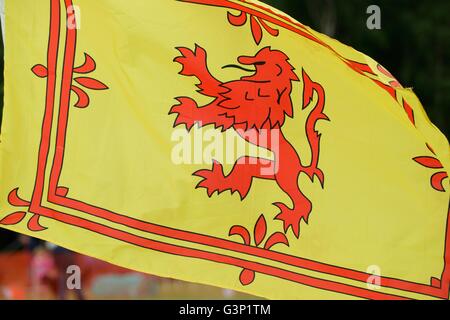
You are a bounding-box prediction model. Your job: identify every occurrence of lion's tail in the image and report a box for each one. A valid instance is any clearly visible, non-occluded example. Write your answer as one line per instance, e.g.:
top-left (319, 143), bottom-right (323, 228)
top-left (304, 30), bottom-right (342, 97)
top-left (301, 70), bottom-right (329, 185)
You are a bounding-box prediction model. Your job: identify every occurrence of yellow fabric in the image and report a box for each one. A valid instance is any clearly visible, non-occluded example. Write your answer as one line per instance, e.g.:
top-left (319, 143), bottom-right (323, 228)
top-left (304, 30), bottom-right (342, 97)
top-left (0, 0), bottom-right (449, 300)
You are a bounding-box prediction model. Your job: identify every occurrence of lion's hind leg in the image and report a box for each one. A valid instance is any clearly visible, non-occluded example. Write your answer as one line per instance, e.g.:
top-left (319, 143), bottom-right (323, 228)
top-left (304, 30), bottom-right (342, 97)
top-left (194, 157), bottom-right (275, 200)
top-left (273, 172), bottom-right (313, 238)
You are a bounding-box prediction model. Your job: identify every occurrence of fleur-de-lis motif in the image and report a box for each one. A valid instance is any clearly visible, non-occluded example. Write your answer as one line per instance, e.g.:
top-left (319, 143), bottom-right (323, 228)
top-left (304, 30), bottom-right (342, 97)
top-left (71, 53), bottom-right (109, 108)
top-left (32, 52), bottom-right (108, 109)
top-left (227, 11), bottom-right (279, 45)
top-left (0, 188), bottom-right (46, 232)
top-left (413, 146), bottom-right (448, 192)
top-left (229, 214), bottom-right (289, 285)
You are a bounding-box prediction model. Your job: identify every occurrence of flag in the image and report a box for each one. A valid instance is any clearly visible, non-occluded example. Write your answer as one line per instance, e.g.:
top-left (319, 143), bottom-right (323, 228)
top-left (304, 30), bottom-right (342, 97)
top-left (0, 0), bottom-right (449, 300)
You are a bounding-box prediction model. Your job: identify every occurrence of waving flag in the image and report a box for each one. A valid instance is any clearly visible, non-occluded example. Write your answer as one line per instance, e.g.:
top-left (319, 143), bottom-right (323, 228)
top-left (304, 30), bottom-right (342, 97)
top-left (0, 0), bottom-right (449, 300)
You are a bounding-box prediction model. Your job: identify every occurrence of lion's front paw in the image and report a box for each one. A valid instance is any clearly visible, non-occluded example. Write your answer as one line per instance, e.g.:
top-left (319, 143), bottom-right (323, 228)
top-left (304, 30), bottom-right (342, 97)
top-left (169, 97), bottom-right (200, 130)
top-left (174, 45), bottom-right (207, 77)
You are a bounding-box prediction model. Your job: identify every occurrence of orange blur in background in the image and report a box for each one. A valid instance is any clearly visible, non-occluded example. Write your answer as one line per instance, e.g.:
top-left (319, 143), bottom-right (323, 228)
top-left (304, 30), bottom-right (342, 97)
top-left (0, 241), bottom-right (255, 300)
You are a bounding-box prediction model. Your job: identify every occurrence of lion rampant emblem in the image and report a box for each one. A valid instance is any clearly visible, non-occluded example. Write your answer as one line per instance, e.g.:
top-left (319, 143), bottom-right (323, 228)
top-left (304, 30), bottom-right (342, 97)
top-left (170, 45), bottom-right (328, 237)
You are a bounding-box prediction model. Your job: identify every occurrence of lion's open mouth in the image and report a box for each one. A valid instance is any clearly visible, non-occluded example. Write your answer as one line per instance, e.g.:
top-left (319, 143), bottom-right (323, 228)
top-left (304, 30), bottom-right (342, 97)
top-left (222, 64), bottom-right (255, 72)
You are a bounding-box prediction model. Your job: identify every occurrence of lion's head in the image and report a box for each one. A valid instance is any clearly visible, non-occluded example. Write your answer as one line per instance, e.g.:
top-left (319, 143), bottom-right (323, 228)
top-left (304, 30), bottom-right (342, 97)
top-left (219, 47), bottom-right (299, 129)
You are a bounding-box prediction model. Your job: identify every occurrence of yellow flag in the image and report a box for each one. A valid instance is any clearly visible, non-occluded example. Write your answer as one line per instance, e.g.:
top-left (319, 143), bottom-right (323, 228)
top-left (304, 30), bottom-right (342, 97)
top-left (1, 0), bottom-right (449, 300)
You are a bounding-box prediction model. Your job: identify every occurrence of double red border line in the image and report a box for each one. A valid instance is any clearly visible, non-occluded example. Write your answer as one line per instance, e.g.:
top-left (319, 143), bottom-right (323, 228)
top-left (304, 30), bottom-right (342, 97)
top-left (22, 0), bottom-right (450, 300)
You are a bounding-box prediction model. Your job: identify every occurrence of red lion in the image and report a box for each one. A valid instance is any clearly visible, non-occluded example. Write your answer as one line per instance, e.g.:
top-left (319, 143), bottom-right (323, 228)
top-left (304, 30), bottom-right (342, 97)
top-left (170, 45), bottom-right (328, 237)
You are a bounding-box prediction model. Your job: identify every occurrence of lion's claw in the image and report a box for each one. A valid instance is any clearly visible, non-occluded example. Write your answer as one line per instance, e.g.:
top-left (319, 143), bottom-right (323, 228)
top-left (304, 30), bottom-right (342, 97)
top-left (174, 45), bottom-right (207, 77)
top-left (274, 202), bottom-right (311, 238)
top-left (194, 160), bottom-right (250, 199)
top-left (194, 160), bottom-right (226, 197)
top-left (169, 97), bottom-right (200, 130)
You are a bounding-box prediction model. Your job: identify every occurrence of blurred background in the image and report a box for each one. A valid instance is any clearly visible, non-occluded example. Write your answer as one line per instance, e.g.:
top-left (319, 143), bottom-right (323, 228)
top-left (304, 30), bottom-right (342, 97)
top-left (0, 0), bottom-right (448, 299)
